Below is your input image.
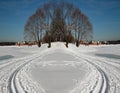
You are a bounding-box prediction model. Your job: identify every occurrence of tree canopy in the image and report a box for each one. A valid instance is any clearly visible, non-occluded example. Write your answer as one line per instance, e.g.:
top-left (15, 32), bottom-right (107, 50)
top-left (24, 0), bottom-right (93, 47)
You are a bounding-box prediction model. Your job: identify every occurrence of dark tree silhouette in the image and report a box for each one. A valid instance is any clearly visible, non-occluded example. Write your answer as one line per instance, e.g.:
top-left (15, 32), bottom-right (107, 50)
top-left (24, 0), bottom-right (93, 48)
top-left (72, 8), bottom-right (93, 47)
top-left (24, 9), bottom-right (45, 47)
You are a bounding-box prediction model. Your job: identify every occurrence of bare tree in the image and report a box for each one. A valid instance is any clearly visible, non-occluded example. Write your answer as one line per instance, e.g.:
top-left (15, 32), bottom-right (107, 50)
top-left (24, 8), bottom-right (45, 47)
top-left (72, 8), bottom-right (93, 47)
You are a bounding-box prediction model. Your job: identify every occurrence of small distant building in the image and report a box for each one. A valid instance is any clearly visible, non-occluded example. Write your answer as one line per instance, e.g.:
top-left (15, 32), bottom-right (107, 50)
top-left (88, 40), bottom-right (102, 45)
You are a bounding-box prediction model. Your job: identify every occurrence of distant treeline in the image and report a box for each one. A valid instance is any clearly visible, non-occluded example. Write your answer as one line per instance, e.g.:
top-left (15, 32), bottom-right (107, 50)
top-left (0, 42), bottom-right (16, 46)
top-left (0, 40), bottom-right (120, 46)
top-left (107, 40), bottom-right (120, 44)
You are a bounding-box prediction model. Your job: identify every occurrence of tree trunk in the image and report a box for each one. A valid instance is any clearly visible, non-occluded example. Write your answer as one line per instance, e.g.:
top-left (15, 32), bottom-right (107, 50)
top-left (65, 34), bottom-right (69, 48)
top-left (76, 40), bottom-right (79, 47)
top-left (48, 41), bottom-right (51, 48)
top-left (76, 30), bottom-right (80, 47)
top-left (48, 35), bottom-right (51, 48)
top-left (66, 41), bottom-right (68, 48)
top-left (38, 41), bottom-right (41, 47)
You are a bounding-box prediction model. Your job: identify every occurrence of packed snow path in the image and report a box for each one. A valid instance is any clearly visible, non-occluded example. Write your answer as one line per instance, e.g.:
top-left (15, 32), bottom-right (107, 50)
top-left (0, 43), bottom-right (120, 93)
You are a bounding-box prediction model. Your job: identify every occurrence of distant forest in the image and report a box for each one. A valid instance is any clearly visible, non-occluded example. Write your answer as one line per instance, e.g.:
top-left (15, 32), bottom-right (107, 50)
top-left (0, 40), bottom-right (120, 46)
top-left (0, 42), bottom-right (16, 46)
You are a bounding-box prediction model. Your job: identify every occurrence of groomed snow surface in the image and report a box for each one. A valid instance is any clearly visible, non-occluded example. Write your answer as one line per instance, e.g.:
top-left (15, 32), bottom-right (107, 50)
top-left (0, 42), bottom-right (120, 93)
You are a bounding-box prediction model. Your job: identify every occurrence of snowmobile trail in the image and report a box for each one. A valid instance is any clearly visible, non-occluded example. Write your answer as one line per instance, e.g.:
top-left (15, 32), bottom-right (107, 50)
top-left (8, 59), bottom-right (32, 93)
top-left (66, 52), bottom-right (109, 93)
top-left (71, 50), bottom-right (120, 93)
top-left (0, 51), bottom-right (46, 93)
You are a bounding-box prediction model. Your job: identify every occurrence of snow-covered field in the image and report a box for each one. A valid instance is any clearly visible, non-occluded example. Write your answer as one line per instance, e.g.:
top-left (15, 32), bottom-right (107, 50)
top-left (0, 42), bottom-right (120, 93)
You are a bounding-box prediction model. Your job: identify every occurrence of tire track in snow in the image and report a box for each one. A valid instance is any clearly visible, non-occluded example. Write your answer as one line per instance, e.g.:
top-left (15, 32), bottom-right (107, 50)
top-left (73, 53), bottom-right (110, 93)
top-left (89, 61), bottom-right (109, 93)
top-left (8, 61), bottom-right (29, 93)
top-left (7, 56), bottom-right (40, 93)
top-left (95, 59), bottom-right (120, 93)
top-left (84, 56), bottom-right (120, 93)
top-left (0, 60), bottom-right (25, 93)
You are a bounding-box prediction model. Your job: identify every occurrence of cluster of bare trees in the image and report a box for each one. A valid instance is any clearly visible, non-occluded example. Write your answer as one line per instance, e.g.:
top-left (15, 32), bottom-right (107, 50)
top-left (24, 0), bottom-right (93, 47)
top-left (72, 8), bottom-right (93, 46)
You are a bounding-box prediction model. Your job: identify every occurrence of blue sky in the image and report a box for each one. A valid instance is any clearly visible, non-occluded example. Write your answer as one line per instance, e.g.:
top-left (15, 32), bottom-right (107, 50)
top-left (0, 0), bottom-right (120, 42)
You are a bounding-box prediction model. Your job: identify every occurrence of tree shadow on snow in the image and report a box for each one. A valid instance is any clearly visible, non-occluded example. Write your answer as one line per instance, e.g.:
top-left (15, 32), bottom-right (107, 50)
top-left (95, 54), bottom-right (120, 59)
top-left (0, 55), bottom-right (14, 61)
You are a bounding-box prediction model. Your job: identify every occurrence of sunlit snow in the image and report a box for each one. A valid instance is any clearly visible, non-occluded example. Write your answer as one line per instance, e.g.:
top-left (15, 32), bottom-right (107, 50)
top-left (0, 42), bottom-right (120, 93)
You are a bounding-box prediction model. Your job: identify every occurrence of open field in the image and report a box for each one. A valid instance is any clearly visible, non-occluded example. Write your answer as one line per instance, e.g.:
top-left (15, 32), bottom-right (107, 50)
top-left (0, 42), bottom-right (120, 93)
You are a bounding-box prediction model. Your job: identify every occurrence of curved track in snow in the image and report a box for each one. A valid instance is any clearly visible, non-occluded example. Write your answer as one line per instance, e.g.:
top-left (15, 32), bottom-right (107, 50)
top-left (7, 59), bottom-right (32, 93)
top-left (0, 53), bottom-right (44, 93)
top-left (78, 56), bottom-right (110, 93)
top-left (70, 49), bottom-right (120, 93)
